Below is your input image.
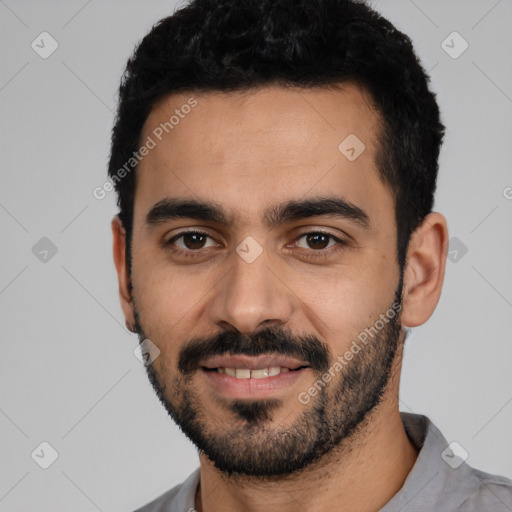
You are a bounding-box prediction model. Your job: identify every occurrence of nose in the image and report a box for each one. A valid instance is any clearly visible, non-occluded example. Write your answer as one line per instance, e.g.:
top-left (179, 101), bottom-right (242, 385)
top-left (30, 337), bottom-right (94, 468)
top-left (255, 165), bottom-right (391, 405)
top-left (207, 245), bottom-right (295, 334)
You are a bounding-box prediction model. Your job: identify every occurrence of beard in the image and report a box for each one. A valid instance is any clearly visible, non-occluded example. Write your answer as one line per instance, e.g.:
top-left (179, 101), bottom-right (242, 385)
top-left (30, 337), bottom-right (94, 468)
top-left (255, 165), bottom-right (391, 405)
top-left (133, 273), bottom-right (404, 479)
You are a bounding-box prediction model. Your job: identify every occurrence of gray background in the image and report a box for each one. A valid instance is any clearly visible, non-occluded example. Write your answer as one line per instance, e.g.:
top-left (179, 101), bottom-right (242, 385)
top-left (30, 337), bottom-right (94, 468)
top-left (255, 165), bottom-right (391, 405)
top-left (1, 0), bottom-right (511, 510)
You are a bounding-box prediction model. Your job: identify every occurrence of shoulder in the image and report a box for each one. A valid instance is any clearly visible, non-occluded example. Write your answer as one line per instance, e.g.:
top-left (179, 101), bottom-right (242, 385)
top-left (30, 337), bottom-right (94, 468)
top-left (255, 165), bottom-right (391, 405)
top-left (457, 468), bottom-right (512, 511)
top-left (132, 483), bottom-right (182, 512)
top-left (390, 413), bottom-right (512, 512)
top-left (132, 468), bottom-right (200, 512)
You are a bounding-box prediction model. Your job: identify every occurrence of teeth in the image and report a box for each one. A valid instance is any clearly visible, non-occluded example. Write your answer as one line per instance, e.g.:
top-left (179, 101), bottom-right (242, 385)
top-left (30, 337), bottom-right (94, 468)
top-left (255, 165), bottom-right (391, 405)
top-left (218, 367), bottom-right (295, 379)
top-left (235, 368), bottom-right (251, 379)
top-left (251, 368), bottom-right (269, 379)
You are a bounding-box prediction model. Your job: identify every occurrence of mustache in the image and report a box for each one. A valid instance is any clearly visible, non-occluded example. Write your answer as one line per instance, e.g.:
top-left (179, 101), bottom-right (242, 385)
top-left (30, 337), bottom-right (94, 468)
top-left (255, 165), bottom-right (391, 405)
top-left (178, 326), bottom-right (330, 375)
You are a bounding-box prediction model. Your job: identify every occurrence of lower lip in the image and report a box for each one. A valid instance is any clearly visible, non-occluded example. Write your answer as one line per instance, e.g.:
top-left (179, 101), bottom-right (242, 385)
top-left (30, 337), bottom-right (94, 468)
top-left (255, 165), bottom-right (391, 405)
top-left (200, 368), bottom-right (310, 399)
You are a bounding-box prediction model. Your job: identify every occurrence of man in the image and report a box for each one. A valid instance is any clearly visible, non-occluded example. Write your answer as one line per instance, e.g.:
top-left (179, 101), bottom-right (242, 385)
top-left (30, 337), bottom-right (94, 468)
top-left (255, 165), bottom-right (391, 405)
top-left (108, 0), bottom-right (512, 510)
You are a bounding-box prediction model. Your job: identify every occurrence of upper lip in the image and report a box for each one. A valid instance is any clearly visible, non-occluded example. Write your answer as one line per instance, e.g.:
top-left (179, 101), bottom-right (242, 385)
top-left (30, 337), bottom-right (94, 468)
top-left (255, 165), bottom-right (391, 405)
top-left (200, 354), bottom-right (310, 371)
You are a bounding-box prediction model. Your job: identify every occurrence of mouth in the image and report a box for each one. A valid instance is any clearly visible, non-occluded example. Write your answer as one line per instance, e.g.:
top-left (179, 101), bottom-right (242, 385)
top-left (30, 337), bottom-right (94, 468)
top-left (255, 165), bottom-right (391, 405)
top-left (202, 365), bottom-right (310, 379)
top-left (199, 354), bottom-right (312, 399)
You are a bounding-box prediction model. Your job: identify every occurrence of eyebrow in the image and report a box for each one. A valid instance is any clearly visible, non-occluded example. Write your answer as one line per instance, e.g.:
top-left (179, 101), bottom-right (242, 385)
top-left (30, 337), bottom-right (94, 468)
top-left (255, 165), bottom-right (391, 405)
top-left (145, 196), bottom-right (371, 230)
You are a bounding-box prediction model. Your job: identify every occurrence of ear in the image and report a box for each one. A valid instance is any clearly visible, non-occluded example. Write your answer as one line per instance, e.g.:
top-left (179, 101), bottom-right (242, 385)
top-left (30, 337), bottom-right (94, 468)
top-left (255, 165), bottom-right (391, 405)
top-left (401, 212), bottom-right (449, 327)
top-left (112, 216), bottom-right (135, 332)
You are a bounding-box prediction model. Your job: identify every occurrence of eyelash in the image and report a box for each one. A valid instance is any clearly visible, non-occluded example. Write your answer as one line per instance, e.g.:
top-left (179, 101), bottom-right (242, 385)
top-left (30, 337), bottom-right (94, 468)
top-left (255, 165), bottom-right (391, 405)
top-left (164, 230), bottom-right (347, 259)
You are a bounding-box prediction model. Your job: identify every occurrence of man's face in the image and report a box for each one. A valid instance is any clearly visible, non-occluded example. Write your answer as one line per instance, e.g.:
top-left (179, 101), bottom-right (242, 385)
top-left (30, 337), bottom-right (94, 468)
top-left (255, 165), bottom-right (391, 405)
top-left (128, 84), bottom-right (405, 476)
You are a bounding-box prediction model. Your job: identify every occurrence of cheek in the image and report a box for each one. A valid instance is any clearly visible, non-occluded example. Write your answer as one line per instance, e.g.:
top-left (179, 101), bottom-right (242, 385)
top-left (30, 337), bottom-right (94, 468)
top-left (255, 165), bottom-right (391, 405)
top-left (290, 255), bottom-right (398, 353)
top-left (130, 248), bottom-right (199, 339)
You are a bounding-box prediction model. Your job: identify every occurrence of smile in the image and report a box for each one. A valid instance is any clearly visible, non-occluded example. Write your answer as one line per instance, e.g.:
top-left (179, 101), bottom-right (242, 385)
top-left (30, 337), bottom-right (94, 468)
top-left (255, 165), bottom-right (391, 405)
top-left (203, 366), bottom-right (309, 379)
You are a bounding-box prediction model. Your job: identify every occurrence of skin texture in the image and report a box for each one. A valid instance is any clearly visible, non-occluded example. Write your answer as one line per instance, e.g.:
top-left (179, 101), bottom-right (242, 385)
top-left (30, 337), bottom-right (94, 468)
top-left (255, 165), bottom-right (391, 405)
top-left (112, 83), bottom-right (449, 512)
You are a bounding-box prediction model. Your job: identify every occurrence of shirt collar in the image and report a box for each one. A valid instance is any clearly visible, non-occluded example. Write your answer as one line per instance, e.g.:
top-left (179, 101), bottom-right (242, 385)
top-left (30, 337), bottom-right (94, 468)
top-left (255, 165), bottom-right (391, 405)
top-left (174, 412), bottom-right (477, 511)
top-left (380, 412), bottom-right (479, 511)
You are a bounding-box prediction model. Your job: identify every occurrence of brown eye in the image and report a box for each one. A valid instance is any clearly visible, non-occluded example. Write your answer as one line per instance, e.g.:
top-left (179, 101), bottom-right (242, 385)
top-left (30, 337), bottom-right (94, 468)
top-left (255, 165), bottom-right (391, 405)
top-left (182, 233), bottom-right (208, 250)
top-left (166, 231), bottom-right (217, 252)
top-left (295, 232), bottom-right (339, 251)
top-left (305, 233), bottom-right (329, 249)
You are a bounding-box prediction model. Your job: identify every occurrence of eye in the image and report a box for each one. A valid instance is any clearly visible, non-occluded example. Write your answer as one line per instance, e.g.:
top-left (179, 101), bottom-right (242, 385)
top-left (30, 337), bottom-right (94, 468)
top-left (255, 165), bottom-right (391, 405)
top-left (163, 229), bottom-right (347, 259)
top-left (165, 231), bottom-right (218, 252)
top-left (294, 232), bottom-right (344, 250)
top-left (289, 231), bottom-right (347, 259)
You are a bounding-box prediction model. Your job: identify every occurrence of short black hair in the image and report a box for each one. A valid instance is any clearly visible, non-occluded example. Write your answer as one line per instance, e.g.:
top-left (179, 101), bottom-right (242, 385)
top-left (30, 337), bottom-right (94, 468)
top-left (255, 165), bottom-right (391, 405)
top-left (108, 0), bottom-right (445, 272)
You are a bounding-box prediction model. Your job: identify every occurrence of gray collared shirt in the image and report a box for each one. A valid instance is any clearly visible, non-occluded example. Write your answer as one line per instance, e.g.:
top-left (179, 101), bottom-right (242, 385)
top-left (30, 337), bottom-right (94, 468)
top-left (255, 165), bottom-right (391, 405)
top-left (134, 412), bottom-right (512, 511)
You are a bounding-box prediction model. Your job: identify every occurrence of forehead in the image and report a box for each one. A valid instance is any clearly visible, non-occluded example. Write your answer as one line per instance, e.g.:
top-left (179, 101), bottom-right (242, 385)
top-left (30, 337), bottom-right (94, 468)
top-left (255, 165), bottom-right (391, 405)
top-left (134, 83), bottom-right (393, 230)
